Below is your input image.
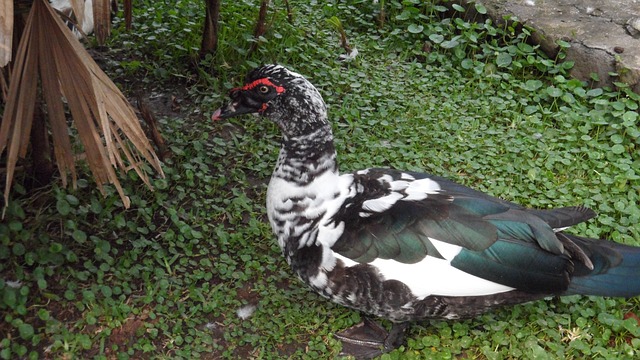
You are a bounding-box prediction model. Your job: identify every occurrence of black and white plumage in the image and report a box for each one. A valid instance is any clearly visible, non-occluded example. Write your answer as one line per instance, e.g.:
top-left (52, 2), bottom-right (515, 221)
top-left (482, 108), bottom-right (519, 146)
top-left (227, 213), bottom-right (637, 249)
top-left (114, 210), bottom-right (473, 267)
top-left (212, 64), bottom-right (640, 359)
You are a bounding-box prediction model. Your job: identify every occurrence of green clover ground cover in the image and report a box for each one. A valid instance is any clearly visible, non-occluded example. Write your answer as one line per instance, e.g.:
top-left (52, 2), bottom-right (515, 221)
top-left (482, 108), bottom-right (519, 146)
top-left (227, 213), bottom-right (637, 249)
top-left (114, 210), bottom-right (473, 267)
top-left (1, 0), bottom-right (639, 359)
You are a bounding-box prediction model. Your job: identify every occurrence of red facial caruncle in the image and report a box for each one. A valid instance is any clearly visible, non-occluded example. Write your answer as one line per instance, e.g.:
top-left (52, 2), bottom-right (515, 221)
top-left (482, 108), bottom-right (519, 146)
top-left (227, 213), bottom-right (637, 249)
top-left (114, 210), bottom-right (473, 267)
top-left (239, 78), bottom-right (286, 94)
top-left (231, 78), bottom-right (286, 113)
top-left (212, 76), bottom-right (286, 121)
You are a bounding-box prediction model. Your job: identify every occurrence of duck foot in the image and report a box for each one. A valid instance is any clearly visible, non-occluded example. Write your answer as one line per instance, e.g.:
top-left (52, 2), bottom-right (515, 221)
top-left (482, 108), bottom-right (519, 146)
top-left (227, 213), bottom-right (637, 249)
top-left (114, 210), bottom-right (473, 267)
top-left (334, 318), bottom-right (409, 359)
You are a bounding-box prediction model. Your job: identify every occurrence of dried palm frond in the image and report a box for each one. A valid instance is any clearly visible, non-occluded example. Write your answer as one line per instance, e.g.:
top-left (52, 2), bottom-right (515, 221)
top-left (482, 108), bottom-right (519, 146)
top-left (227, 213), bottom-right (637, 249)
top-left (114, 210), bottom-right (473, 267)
top-left (0, 0), bottom-right (13, 67)
top-left (68, 0), bottom-right (86, 30)
top-left (1, 68), bottom-right (8, 101)
top-left (0, 0), bottom-right (164, 213)
top-left (50, 0), bottom-right (112, 41)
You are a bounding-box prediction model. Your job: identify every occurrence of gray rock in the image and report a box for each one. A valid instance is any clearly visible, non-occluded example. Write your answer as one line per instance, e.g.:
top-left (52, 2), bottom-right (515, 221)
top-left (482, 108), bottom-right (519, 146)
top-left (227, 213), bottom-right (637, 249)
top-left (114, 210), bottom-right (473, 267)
top-left (627, 17), bottom-right (640, 37)
top-left (457, 0), bottom-right (640, 93)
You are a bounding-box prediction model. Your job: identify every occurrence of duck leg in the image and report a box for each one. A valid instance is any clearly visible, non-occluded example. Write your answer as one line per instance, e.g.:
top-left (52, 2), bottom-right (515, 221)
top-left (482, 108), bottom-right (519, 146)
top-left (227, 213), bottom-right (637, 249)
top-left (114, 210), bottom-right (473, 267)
top-left (335, 318), bottom-right (409, 359)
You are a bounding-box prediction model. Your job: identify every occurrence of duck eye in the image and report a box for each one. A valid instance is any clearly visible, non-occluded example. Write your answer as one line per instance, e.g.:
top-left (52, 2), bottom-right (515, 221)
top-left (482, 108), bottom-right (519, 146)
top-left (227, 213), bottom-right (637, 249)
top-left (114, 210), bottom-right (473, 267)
top-left (259, 85), bottom-right (270, 94)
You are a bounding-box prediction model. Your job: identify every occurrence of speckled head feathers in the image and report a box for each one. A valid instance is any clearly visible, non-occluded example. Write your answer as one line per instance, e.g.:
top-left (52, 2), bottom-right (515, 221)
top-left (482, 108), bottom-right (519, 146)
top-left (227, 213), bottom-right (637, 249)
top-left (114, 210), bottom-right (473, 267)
top-left (244, 64), bottom-right (303, 86)
top-left (214, 64), bottom-right (329, 138)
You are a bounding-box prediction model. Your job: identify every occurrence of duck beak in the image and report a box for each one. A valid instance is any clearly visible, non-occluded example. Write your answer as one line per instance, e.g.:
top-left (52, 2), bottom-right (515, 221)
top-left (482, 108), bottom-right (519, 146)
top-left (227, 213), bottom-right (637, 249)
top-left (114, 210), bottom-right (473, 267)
top-left (212, 89), bottom-right (258, 121)
top-left (211, 101), bottom-right (245, 121)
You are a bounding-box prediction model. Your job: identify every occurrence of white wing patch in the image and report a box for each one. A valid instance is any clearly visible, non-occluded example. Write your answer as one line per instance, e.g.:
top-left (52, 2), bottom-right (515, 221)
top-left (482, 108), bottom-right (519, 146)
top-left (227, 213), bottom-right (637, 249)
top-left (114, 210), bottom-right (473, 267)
top-left (334, 246), bottom-right (514, 298)
top-left (404, 178), bottom-right (441, 200)
top-left (357, 171), bottom-right (442, 216)
top-left (361, 192), bottom-right (404, 213)
top-left (430, 238), bottom-right (463, 260)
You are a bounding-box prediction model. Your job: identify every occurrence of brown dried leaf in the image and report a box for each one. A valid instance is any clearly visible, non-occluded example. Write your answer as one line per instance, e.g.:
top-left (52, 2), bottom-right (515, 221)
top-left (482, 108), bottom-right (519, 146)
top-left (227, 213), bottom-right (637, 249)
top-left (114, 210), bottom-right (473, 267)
top-left (1, 0), bottom-right (163, 213)
top-left (0, 1), bottom-right (39, 212)
top-left (38, 26), bottom-right (77, 189)
top-left (0, 0), bottom-right (13, 66)
top-left (68, 0), bottom-right (86, 30)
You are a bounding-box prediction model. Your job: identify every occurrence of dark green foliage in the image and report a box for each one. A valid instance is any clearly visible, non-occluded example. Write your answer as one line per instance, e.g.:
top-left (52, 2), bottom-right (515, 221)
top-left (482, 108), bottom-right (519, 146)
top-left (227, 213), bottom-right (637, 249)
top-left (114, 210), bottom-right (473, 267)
top-left (1, 0), bottom-right (639, 359)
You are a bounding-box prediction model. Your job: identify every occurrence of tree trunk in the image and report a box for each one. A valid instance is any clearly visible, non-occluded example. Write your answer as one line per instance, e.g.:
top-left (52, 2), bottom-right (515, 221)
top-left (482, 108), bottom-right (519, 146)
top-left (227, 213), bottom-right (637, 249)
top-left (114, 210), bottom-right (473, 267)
top-left (123, 0), bottom-right (133, 30)
top-left (248, 0), bottom-right (270, 55)
top-left (29, 99), bottom-right (54, 187)
top-left (200, 0), bottom-right (221, 58)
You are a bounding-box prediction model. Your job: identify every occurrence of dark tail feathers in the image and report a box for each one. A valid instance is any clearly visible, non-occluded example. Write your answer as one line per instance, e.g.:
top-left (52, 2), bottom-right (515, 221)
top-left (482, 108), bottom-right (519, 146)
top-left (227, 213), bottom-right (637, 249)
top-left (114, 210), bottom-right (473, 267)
top-left (563, 234), bottom-right (640, 298)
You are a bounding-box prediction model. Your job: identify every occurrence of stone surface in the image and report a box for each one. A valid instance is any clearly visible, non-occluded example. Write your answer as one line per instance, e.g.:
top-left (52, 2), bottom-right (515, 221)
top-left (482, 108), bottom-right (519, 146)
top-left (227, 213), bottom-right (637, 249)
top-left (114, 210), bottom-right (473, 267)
top-left (461, 0), bottom-right (640, 93)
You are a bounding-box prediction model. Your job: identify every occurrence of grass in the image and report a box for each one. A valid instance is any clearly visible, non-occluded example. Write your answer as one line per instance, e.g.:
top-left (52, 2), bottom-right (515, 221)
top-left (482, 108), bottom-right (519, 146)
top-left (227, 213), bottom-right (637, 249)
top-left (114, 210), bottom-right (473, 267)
top-left (1, 0), bottom-right (640, 359)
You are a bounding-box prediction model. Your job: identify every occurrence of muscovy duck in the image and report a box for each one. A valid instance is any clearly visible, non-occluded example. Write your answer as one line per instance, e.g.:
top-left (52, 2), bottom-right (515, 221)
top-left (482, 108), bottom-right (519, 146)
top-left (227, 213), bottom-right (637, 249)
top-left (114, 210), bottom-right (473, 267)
top-left (212, 64), bottom-right (640, 359)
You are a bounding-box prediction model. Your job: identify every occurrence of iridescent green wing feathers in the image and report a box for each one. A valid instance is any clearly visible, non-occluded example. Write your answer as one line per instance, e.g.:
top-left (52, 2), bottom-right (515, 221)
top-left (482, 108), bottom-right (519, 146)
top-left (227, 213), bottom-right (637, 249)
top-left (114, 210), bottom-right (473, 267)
top-left (331, 169), bottom-right (598, 293)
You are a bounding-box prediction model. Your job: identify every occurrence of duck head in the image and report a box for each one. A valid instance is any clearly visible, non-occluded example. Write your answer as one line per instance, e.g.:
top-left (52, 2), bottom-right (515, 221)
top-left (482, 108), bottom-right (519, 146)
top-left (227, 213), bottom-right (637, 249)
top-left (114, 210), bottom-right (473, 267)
top-left (212, 64), bottom-right (329, 138)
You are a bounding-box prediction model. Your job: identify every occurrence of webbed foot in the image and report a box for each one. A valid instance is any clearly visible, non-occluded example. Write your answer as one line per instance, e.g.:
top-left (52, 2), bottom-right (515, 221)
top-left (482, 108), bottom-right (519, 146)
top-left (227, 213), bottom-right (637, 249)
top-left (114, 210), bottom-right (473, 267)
top-left (334, 318), bottom-right (409, 359)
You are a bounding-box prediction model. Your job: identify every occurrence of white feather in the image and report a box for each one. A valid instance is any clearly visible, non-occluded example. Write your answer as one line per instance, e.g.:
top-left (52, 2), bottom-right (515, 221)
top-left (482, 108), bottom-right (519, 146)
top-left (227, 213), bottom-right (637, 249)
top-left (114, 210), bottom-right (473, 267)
top-left (430, 238), bottom-right (463, 260)
top-left (400, 172), bottom-right (415, 180)
top-left (309, 272), bottom-right (329, 288)
top-left (388, 179), bottom-right (410, 191)
top-left (236, 304), bottom-right (257, 320)
top-left (6, 280), bottom-right (22, 288)
top-left (334, 250), bottom-right (514, 298)
top-left (404, 178), bottom-right (441, 201)
top-left (361, 192), bottom-right (403, 213)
